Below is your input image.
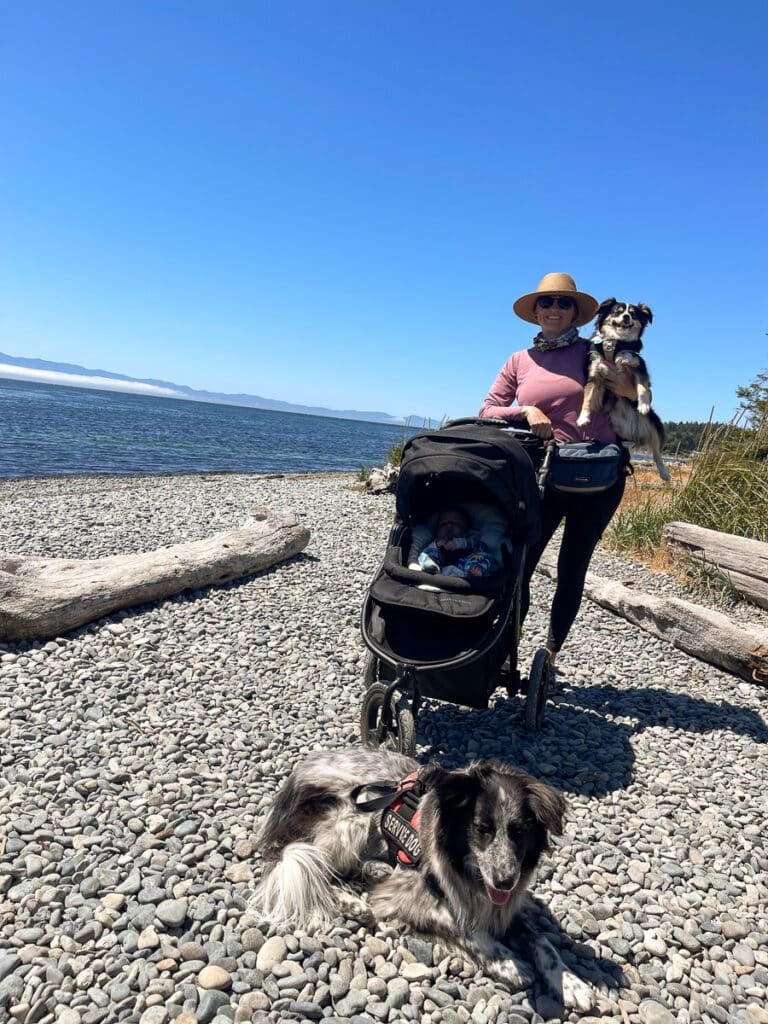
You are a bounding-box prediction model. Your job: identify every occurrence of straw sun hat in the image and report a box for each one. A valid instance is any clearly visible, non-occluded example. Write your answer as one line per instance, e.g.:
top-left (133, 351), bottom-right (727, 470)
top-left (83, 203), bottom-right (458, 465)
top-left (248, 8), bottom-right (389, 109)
top-left (513, 272), bottom-right (598, 328)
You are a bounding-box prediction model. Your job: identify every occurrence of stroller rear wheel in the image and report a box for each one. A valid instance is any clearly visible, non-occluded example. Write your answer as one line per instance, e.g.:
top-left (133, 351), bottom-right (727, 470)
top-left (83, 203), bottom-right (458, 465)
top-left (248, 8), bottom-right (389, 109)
top-left (360, 681), bottom-right (416, 756)
top-left (524, 648), bottom-right (552, 732)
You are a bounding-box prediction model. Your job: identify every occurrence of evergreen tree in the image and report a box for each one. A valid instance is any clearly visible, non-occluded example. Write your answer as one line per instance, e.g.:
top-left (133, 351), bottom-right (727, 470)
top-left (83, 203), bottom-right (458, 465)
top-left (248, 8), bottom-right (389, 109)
top-left (736, 369), bottom-right (768, 430)
top-left (661, 421), bottom-right (715, 454)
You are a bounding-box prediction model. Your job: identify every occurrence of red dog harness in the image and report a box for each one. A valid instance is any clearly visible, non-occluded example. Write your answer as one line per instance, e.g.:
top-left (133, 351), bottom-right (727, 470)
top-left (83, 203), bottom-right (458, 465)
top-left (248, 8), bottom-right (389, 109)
top-left (352, 770), bottom-right (425, 868)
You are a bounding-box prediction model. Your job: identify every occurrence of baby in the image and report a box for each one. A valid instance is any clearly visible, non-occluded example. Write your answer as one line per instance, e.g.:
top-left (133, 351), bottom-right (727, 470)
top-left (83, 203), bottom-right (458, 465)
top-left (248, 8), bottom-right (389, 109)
top-left (417, 506), bottom-right (494, 578)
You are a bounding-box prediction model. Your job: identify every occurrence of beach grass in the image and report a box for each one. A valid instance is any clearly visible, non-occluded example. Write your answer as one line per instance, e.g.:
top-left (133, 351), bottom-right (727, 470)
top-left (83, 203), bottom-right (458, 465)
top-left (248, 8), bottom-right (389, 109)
top-left (605, 420), bottom-right (768, 598)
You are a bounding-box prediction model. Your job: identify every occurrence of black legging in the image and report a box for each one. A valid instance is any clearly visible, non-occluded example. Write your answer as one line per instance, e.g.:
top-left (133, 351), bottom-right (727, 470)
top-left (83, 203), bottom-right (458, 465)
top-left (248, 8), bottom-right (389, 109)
top-left (520, 473), bottom-right (626, 654)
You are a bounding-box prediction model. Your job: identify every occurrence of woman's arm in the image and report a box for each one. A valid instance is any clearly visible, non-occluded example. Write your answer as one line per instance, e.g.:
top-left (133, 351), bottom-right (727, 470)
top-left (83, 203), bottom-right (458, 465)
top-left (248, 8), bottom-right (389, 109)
top-left (479, 358), bottom-right (519, 420)
top-left (479, 356), bottom-right (554, 436)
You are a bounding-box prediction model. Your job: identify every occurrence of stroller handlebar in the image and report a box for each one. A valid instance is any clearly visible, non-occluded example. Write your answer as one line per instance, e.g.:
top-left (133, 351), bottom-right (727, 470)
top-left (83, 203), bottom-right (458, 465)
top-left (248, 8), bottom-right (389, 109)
top-left (441, 417), bottom-right (557, 496)
top-left (443, 415), bottom-right (534, 436)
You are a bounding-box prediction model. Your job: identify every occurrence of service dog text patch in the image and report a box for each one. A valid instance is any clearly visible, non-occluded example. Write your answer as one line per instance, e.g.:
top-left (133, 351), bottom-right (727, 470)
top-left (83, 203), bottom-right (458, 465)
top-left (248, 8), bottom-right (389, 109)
top-left (381, 806), bottom-right (422, 865)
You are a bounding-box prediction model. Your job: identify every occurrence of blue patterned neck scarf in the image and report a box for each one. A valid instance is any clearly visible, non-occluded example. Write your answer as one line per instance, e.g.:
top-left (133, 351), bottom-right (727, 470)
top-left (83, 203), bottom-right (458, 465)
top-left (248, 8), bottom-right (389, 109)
top-left (532, 326), bottom-right (579, 351)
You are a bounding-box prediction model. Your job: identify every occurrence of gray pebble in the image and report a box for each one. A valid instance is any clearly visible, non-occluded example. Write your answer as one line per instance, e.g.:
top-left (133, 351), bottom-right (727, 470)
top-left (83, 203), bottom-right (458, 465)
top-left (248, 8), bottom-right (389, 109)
top-left (156, 899), bottom-right (188, 928)
top-left (197, 989), bottom-right (232, 1023)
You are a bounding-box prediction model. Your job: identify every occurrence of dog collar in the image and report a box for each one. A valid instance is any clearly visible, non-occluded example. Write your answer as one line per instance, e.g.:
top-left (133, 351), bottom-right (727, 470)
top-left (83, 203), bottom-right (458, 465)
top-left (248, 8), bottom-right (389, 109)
top-left (592, 332), bottom-right (642, 356)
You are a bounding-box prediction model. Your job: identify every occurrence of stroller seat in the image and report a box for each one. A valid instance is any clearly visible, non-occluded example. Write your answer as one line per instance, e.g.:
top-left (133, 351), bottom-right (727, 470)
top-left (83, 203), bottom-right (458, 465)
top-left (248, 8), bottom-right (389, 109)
top-left (366, 498), bottom-right (525, 672)
top-left (406, 499), bottom-right (514, 587)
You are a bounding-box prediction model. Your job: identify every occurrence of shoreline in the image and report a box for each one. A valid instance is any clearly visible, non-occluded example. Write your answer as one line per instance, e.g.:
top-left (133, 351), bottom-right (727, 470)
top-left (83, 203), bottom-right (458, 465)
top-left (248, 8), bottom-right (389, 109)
top-left (1, 473), bottom-right (766, 1021)
top-left (0, 468), bottom-right (360, 485)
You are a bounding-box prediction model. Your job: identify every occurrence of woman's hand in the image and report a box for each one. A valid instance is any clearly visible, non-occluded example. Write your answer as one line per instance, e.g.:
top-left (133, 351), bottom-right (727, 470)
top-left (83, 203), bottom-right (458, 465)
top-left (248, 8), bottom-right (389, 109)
top-left (603, 364), bottom-right (638, 401)
top-left (520, 405), bottom-right (554, 439)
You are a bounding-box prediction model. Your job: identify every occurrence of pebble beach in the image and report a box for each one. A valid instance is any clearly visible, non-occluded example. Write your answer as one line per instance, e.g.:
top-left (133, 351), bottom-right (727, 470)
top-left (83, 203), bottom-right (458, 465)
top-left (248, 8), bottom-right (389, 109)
top-left (1, 472), bottom-right (767, 1024)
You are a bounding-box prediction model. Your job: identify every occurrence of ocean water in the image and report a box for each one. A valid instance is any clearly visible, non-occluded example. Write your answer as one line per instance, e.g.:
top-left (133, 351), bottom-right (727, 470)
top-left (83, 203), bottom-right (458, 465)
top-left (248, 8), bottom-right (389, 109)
top-left (0, 378), bottom-right (422, 479)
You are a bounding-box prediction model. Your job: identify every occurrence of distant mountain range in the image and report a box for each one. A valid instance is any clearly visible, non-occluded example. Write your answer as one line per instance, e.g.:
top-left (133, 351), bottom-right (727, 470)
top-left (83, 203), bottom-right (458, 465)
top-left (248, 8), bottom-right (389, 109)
top-left (0, 351), bottom-right (429, 426)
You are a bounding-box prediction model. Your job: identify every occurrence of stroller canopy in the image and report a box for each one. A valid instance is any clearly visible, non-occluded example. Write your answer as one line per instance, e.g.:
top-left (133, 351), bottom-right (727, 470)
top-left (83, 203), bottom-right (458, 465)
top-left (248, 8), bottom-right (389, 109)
top-left (395, 422), bottom-right (541, 545)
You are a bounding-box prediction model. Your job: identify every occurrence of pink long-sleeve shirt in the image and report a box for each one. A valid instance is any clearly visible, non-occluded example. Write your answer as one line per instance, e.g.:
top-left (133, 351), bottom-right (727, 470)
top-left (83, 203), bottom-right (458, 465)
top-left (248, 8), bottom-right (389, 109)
top-left (479, 340), bottom-right (618, 444)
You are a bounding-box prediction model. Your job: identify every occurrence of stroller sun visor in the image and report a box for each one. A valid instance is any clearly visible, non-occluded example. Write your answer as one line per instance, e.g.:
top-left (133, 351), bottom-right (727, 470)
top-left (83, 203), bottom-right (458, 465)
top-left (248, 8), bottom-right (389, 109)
top-left (395, 423), bottom-right (541, 546)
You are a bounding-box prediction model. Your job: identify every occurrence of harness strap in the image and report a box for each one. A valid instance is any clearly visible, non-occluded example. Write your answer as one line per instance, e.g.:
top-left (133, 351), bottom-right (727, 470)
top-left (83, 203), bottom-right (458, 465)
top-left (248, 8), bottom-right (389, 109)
top-left (351, 780), bottom-right (416, 812)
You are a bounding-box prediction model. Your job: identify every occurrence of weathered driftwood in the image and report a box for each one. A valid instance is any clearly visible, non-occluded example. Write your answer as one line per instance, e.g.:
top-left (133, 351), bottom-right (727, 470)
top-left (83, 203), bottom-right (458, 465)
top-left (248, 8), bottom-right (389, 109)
top-left (537, 553), bottom-right (768, 685)
top-left (366, 463), bottom-right (399, 495)
top-left (0, 507), bottom-right (310, 643)
top-left (663, 521), bottom-right (768, 610)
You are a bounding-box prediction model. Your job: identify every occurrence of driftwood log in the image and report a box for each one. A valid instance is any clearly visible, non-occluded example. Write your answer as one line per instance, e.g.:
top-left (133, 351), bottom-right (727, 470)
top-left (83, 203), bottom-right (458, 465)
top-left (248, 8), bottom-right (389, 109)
top-left (366, 463), bottom-right (399, 495)
top-left (663, 521), bottom-right (768, 610)
top-left (0, 507), bottom-right (310, 643)
top-left (537, 553), bottom-right (768, 686)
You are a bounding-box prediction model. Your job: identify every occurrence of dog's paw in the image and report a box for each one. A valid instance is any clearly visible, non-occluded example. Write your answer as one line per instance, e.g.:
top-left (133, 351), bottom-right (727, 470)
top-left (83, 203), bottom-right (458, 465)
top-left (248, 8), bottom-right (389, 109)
top-left (490, 958), bottom-right (535, 991)
top-left (658, 464), bottom-right (671, 482)
top-left (336, 890), bottom-right (376, 927)
top-left (561, 970), bottom-right (594, 1012)
top-left (637, 401), bottom-right (651, 415)
top-left (361, 860), bottom-right (394, 883)
top-left (576, 412), bottom-right (590, 427)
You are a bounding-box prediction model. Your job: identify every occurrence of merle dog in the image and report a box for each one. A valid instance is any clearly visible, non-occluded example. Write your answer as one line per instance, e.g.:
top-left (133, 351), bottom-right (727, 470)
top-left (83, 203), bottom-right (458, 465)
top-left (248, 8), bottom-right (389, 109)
top-left (251, 747), bottom-right (593, 1011)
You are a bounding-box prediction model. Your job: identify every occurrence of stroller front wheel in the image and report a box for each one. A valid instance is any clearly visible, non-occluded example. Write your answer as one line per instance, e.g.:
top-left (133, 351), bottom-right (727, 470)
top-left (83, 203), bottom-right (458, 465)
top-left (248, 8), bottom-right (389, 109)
top-left (360, 682), bottom-right (416, 756)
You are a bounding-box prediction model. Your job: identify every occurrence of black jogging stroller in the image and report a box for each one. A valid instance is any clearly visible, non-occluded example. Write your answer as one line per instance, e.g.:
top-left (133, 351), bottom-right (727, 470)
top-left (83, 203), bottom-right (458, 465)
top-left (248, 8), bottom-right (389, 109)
top-left (359, 418), bottom-right (555, 755)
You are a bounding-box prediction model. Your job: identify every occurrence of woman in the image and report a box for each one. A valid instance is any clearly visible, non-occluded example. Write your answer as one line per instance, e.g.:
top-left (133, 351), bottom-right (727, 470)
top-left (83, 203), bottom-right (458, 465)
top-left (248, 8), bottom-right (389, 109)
top-left (479, 272), bottom-right (635, 669)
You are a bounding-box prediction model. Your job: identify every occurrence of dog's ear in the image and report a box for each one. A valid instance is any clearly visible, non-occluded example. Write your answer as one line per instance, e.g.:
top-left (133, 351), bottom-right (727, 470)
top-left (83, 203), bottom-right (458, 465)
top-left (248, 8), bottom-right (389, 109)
top-left (422, 764), bottom-right (479, 810)
top-left (637, 304), bottom-right (653, 324)
top-left (595, 297), bottom-right (616, 322)
top-left (525, 780), bottom-right (567, 837)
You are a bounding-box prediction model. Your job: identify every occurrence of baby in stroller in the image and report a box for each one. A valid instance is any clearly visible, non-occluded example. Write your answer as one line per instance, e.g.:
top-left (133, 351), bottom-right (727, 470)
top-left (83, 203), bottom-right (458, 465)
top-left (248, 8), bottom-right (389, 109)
top-left (413, 506), bottom-right (496, 578)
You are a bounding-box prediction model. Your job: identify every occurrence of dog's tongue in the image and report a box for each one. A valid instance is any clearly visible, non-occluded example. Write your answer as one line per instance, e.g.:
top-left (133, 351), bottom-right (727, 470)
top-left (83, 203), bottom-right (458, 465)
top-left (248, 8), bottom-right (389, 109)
top-left (486, 886), bottom-right (511, 906)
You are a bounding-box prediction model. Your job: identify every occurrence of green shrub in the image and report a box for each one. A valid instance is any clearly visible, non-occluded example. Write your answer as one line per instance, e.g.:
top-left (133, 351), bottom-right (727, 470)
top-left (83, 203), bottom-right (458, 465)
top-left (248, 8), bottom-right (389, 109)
top-left (607, 493), bottom-right (676, 558)
top-left (679, 558), bottom-right (742, 606)
top-left (387, 436), bottom-right (407, 467)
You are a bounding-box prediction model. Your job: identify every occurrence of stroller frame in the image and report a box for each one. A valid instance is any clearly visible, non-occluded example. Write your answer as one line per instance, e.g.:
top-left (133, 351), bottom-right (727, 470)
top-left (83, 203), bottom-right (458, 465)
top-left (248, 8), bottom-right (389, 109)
top-left (359, 419), bottom-right (555, 755)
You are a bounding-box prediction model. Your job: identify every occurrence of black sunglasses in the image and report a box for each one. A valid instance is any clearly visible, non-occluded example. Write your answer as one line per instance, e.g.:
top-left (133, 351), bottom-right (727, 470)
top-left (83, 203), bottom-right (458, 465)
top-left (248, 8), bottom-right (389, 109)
top-left (537, 296), bottom-right (575, 310)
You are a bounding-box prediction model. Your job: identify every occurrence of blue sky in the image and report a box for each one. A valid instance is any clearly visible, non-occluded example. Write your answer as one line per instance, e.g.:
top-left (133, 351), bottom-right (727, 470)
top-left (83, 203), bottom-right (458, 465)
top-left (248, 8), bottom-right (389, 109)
top-left (1, 1), bottom-right (766, 424)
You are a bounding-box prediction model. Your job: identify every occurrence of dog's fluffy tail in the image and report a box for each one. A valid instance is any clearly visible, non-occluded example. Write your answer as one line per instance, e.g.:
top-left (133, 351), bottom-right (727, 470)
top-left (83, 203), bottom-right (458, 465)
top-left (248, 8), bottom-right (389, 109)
top-left (251, 842), bottom-right (339, 930)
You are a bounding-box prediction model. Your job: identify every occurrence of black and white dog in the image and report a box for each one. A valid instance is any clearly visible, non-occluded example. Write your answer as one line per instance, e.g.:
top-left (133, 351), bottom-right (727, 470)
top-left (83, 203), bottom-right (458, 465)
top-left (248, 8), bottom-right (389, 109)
top-left (577, 298), bottom-right (670, 481)
top-left (251, 748), bottom-right (593, 1011)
